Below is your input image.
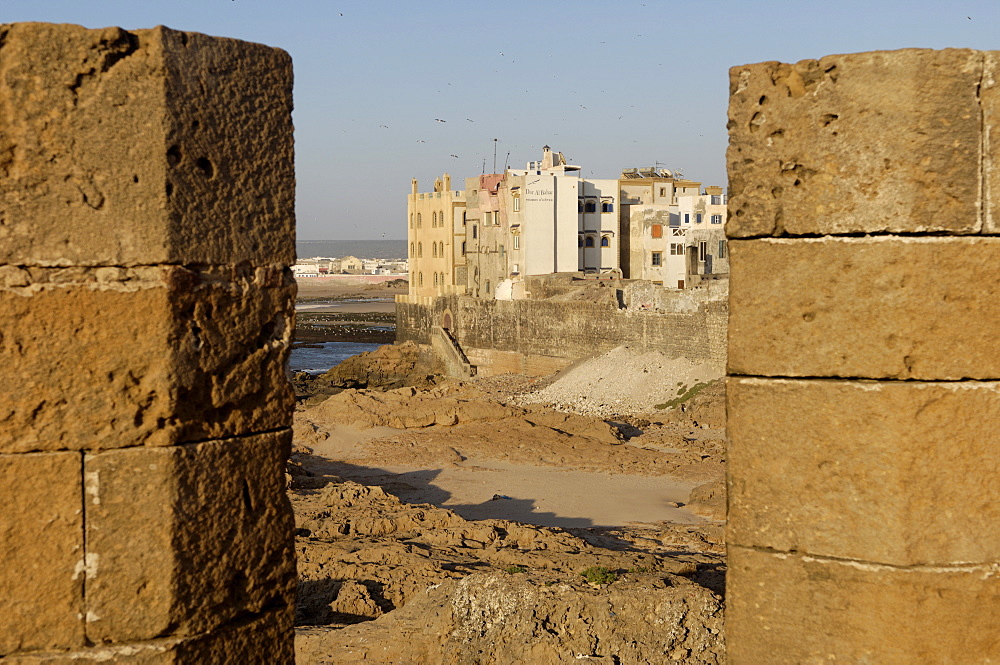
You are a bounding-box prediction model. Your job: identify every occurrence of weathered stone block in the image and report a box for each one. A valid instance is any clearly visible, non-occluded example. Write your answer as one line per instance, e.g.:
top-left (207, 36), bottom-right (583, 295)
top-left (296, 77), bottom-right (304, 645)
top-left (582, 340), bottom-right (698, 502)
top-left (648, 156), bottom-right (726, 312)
top-left (983, 52), bottom-right (1000, 234)
top-left (727, 546), bottom-right (1000, 664)
top-left (2, 607), bottom-right (292, 664)
top-left (83, 431), bottom-right (295, 643)
top-left (0, 22), bottom-right (294, 266)
top-left (0, 265), bottom-right (294, 453)
top-left (728, 237), bottom-right (1000, 380)
top-left (727, 49), bottom-right (982, 237)
top-left (728, 378), bottom-right (1000, 565)
top-left (0, 452), bottom-right (84, 654)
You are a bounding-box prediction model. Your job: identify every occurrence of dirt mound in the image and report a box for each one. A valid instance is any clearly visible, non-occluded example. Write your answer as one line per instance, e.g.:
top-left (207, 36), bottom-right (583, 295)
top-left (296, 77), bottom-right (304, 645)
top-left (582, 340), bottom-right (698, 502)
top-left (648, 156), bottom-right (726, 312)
top-left (518, 346), bottom-right (724, 418)
top-left (292, 478), bottom-right (725, 664)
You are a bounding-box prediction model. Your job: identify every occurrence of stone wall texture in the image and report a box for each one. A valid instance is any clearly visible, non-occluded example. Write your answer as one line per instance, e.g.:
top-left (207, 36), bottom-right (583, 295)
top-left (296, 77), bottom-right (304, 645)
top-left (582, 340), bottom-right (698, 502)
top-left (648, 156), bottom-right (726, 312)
top-left (396, 292), bottom-right (728, 376)
top-left (726, 49), bottom-right (1000, 664)
top-left (0, 23), bottom-right (296, 663)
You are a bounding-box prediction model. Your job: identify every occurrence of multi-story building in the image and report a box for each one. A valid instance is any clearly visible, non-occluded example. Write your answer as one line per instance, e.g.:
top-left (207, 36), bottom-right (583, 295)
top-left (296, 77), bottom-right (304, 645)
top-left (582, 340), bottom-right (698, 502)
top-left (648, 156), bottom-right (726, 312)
top-left (406, 148), bottom-right (726, 298)
top-left (406, 173), bottom-right (466, 297)
top-left (621, 171), bottom-right (727, 288)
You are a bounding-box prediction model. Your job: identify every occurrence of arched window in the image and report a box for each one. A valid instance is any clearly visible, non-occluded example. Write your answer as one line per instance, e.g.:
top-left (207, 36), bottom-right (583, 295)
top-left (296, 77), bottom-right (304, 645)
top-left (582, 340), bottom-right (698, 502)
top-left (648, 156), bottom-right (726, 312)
top-left (409, 213), bottom-right (414, 228)
top-left (419, 272), bottom-right (423, 286)
top-left (433, 273), bottom-right (438, 286)
top-left (417, 213), bottom-right (422, 228)
top-left (432, 211), bottom-right (437, 227)
top-left (432, 243), bottom-right (437, 258)
top-left (601, 236), bottom-right (610, 248)
top-left (585, 236), bottom-right (595, 248)
top-left (578, 236), bottom-right (583, 247)
top-left (418, 242), bottom-right (423, 257)
top-left (601, 200), bottom-right (614, 213)
top-left (440, 272), bottom-right (445, 285)
top-left (440, 211), bottom-right (445, 227)
top-left (577, 199), bottom-right (584, 213)
top-left (485, 280), bottom-right (491, 296)
top-left (410, 242), bottom-right (414, 257)
top-left (584, 200), bottom-right (597, 213)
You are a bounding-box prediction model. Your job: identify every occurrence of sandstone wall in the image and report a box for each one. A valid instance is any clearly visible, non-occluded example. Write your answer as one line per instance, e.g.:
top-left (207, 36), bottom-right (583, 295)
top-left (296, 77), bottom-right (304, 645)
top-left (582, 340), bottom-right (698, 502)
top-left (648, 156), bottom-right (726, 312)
top-left (396, 292), bottom-right (728, 376)
top-left (726, 49), bottom-right (1000, 663)
top-left (0, 24), bottom-right (296, 663)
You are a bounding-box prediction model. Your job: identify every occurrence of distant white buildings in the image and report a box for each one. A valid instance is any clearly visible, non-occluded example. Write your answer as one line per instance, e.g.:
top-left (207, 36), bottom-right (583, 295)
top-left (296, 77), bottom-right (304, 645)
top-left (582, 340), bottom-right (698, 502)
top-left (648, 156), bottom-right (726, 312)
top-left (406, 146), bottom-right (727, 298)
top-left (291, 256), bottom-right (408, 277)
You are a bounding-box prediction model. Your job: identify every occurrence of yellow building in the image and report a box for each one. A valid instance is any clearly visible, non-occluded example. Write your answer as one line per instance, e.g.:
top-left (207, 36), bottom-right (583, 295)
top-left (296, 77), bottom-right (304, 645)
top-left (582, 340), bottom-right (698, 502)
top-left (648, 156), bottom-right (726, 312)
top-left (407, 173), bottom-right (467, 297)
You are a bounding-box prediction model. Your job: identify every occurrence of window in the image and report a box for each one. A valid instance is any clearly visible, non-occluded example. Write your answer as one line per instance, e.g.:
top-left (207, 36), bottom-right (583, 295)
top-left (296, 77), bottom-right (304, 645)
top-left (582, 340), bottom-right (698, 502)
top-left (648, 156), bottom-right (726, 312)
top-left (659, 187), bottom-right (667, 197)
top-left (410, 242), bottom-right (414, 257)
top-left (711, 195), bottom-right (722, 205)
top-left (513, 196), bottom-right (520, 212)
top-left (461, 241), bottom-right (467, 256)
top-left (696, 213), bottom-right (703, 224)
top-left (409, 213), bottom-right (413, 228)
top-left (418, 242), bottom-right (423, 258)
top-left (670, 243), bottom-right (684, 255)
top-left (684, 213), bottom-right (690, 224)
top-left (651, 224), bottom-right (663, 238)
top-left (699, 241), bottom-right (708, 261)
top-left (484, 211), bottom-right (493, 225)
top-left (512, 263), bottom-right (519, 273)
top-left (417, 213), bottom-right (422, 228)
top-left (719, 240), bottom-right (727, 258)
top-left (462, 211), bottom-right (467, 226)
top-left (672, 228), bottom-right (685, 237)
top-left (601, 200), bottom-right (614, 213)
top-left (440, 272), bottom-right (445, 285)
top-left (472, 225), bottom-right (478, 239)
top-left (419, 272), bottom-right (423, 286)
top-left (513, 235), bottom-right (520, 250)
top-left (585, 236), bottom-right (595, 248)
top-left (432, 211), bottom-right (437, 227)
top-left (601, 236), bottom-right (610, 248)
top-left (651, 252), bottom-right (662, 267)
top-left (578, 236), bottom-right (583, 247)
top-left (432, 243), bottom-right (437, 258)
top-left (578, 199), bottom-right (584, 213)
top-left (485, 280), bottom-right (491, 296)
top-left (584, 200), bottom-right (597, 213)
top-left (440, 210), bottom-right (445, 227)
top-left (711, 214), bottom-right (723, 224)
top-left (433, 273), bottom-right (438, 286)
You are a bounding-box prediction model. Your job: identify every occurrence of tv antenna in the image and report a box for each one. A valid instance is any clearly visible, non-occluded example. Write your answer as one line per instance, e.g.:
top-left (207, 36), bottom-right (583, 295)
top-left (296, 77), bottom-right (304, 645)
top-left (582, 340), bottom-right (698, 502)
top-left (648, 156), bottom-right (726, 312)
top-left (492, 138), bottom-right (498, 173)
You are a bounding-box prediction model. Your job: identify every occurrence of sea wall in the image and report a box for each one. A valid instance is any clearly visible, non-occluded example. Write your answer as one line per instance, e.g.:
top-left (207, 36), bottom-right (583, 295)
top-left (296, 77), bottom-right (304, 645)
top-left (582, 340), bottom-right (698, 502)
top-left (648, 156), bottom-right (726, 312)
top-left (725, 49), bottom-right (1000, 663)
top-left (0, 23), bottom-right (296, 663)
top-left (396, 291), bottom-right (727, 376)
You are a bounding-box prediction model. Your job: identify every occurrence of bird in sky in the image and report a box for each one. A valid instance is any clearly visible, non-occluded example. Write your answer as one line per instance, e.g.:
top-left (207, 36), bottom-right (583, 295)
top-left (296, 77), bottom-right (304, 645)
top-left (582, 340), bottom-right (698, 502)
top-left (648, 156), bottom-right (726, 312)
top-left (435, 118), bottom-right (447, 123)
top-left (450, 154), bottom-right (459, 158)
top-left (466, 118), bottom-right (474, 122)
top-left (417, 140), bottom-right (426, 143)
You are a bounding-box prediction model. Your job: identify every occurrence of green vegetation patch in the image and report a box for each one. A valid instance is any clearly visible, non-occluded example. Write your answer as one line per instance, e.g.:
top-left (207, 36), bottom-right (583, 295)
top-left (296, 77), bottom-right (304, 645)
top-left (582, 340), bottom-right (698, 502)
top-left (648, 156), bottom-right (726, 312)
top-left (580, 566), bottom-right (617, 585)
top-left (505, 565), bottom-right (527, 575)
top-left (655, 379), bottom-right (719, 410)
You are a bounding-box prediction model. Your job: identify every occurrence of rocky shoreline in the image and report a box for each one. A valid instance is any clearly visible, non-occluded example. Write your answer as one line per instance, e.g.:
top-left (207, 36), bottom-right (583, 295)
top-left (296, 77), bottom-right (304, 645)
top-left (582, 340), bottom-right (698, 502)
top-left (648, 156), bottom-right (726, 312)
top-left (288, 341), bottom-right (728, 664)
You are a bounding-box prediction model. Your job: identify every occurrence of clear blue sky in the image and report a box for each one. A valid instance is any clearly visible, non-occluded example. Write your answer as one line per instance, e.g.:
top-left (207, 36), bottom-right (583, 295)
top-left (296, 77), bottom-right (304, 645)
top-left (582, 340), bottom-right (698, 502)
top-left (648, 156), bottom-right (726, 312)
top-left (5, 1), bottom-right (999, 239)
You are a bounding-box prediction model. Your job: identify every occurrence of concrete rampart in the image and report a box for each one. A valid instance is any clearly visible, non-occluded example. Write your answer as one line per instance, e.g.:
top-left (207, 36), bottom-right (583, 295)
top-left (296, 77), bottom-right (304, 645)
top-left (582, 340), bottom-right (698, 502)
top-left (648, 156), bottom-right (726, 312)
top-left (397, 291), bottom-right (727, 377)
top-left (0, 23), bottom-right (296, 662)
top-left (726, 49), bottom-right (1000, 663)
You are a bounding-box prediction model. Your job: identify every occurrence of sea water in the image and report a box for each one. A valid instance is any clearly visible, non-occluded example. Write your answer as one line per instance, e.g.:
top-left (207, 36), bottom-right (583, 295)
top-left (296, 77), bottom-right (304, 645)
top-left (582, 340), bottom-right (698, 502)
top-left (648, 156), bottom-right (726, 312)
top-left (289, 341), bottom-right (382, 374)
top-left (296, 239), bottom-right (406, 260)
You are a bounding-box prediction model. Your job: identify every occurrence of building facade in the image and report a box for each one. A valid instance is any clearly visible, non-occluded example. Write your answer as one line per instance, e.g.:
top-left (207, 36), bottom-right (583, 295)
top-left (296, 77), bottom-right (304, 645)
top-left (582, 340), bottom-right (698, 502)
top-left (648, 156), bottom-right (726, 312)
top-left (406, 148), bottom-right (727, 299)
